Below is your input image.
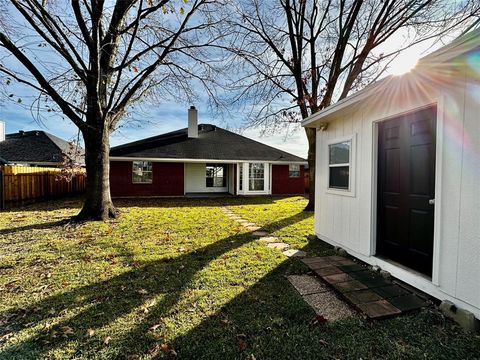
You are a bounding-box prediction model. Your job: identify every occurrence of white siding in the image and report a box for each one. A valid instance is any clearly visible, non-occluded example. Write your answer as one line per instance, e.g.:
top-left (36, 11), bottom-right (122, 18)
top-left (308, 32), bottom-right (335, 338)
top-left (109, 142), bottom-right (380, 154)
top-left (313, 69), bottom-right (480, 317)
top-left (184, 163), bottom-right (228, 193)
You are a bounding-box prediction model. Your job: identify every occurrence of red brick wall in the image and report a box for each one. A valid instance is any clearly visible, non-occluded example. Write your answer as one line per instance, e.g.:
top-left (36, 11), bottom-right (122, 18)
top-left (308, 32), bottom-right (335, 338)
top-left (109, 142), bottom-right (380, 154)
top-left (271, 164), bottom-right (305, 195)
top-left (110, 161), bottom-right (184, 197)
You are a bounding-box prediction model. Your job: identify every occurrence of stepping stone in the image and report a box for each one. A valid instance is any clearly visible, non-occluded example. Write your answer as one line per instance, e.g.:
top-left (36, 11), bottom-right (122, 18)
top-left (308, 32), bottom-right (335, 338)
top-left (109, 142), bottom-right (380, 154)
top-left (267, 242), bottom-right (289, 250)
top-left (331, 258), bottom-right (356, 266)
top-left (388, 294), bottom-right (429, 312)
top-left (252, 230), bottom-right (269, 237)
top-left (322, 273), bottom-right (353, 285)
top-left (337, 264), bottom-right (365, 273)
top-left (242, 222), bottom-right (257, 227)
top-left (313, 266), bottom-right (344, 277)
top-left (283, 249), bottom-right (307, 258)
top-left (287, 275), bottom-right (329, 295)
top-left (324, 255), bottom-right (348, 262)
top-left (357, 300), bottom-right (401, 319)
top-left (343, 289), bottom-right (383, 305)
top-left (246, 226), bottom-right (261, 231)
top-left (333, 280), bottom-right (368, 293)
top-left (302, 257), bottom-right (333, 270)
top-left (258, 236), bottom-right (278, 243)
top-left (303, 291), bottom-right (356, 321)
top-left (373, 285), bottom-right (410, 299)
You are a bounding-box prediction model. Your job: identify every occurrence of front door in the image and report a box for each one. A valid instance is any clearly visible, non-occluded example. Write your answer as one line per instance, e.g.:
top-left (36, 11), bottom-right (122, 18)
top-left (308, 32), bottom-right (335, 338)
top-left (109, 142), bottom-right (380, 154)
top-left (377, 106), bottom-right (436, 276)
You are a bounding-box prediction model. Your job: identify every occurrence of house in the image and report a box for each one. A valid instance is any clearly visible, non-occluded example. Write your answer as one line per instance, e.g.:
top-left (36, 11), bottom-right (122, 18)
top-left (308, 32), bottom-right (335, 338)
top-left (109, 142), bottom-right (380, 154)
top-left (109, 107), bottom-right (307, 197)
top-left (302, 30), bottom-right (480, 319)
top-left (0, 122), bottom-right (84, 167)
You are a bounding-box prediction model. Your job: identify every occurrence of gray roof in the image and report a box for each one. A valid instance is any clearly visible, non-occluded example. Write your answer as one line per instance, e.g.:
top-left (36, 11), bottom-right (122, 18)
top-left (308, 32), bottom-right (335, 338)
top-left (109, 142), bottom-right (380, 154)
top-left (0, 130), bottom-right (84, 165)
top-left (110, 124), bottom-right (306, 162)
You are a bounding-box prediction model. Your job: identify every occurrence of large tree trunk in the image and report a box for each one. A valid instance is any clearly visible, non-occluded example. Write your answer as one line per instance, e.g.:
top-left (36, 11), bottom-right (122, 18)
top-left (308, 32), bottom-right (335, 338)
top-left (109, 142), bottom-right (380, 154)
top-left (75, 128), bottom-right (118, 221)
top-left (304, 127), bottom-right (316, 211)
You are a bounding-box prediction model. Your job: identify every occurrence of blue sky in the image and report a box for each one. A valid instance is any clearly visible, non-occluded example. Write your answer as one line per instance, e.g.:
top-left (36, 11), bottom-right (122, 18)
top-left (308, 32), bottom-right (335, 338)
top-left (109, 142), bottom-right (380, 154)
top-left (0, 97), bottom-right (309, 158)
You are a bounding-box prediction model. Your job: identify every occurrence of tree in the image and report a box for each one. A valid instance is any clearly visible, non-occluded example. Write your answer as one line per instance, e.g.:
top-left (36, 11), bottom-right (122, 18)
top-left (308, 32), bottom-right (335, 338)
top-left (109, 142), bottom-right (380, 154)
top-left (0, 0), bottom-right (224, 220)
top-left (220, 0), bottom-right (479, 210)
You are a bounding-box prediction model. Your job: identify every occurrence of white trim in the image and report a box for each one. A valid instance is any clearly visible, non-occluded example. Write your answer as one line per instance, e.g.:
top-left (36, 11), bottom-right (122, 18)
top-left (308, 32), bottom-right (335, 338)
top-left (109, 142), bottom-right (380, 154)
top-left (326, 134), bottom-right (356, 197)
top-left (315, 231), bottom-right (480, 318)
top-left (110, 156), bottom-right (307, 165)
top-left (431, 97), bottom-right (446, 286)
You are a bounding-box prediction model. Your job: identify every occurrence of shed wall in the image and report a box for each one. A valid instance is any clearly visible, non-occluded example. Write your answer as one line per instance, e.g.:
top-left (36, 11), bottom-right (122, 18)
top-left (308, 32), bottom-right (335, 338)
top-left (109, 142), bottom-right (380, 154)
top-left (313, 69), bottom-right (480, 316)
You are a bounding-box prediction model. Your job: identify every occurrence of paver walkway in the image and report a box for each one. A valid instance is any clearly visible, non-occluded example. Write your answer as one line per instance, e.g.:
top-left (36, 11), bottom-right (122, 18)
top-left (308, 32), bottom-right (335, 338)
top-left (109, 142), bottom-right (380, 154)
top-left (302, 256), bottom-right (431, 319)
top-left (221, 207), bottom-right (428, 321)
top-left (221, 207), bottom-right (307, 257)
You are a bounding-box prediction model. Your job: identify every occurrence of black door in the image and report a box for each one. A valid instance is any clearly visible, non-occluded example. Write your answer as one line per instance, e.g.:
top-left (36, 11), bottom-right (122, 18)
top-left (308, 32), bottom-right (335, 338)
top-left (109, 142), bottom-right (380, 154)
top-left (377, 107), bottom-right (436, 276)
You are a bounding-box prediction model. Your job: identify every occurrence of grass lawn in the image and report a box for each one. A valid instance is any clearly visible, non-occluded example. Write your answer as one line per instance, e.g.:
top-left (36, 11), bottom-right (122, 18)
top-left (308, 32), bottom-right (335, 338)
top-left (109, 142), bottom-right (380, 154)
top-left (1, 196), bottom-right (479, 359)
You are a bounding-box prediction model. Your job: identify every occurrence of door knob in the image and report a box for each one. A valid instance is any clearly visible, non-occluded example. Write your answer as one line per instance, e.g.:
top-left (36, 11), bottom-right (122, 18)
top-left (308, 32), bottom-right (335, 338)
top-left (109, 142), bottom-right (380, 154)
top-left (429, 199), bottom-right (435, 205)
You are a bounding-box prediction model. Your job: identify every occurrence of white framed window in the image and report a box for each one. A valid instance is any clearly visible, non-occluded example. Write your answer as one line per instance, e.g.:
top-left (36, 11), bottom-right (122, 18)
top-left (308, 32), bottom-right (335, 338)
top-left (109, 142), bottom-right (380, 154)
top-left (132, 161), bottom-right (153, 183)
top-left (327, 134), bottom-right (356, 196)
top-left (289, 164), bottom-right (300, 178)
top-left (249, 163), bottom-right (264, 191)
top-left (206, 164), bottom-right (227, 187)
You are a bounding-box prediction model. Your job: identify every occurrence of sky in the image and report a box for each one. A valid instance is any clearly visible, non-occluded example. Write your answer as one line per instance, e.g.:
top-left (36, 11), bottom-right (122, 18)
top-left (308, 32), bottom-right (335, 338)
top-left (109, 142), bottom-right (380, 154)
top-left (0, 6), bottom-right (462, 159)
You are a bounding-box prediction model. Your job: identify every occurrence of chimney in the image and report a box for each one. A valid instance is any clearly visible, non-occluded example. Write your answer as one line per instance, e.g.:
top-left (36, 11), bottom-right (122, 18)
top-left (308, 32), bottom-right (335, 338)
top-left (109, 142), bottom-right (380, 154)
top-left (188, 106), bottom-right (198, 138)
top-left (0, 121), bottom-right (5, 142)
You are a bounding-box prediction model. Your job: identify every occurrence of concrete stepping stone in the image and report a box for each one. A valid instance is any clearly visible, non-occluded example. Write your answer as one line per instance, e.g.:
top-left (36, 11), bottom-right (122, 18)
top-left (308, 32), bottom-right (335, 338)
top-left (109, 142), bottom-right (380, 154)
top-left (287, 275), bottom-right (329, 295)
top-left (322, 273), bottom-right (353, 285)
top-left (302, 257), bottom-right (333, 270)
top-left (388, 294), bottom-right (429, 312)
top-left (258, 236), bottom-right (278, 243)
top-left (242, 222), bottom-right (257, 227)
top-left (245, 226), bottom-right (261, 231)
top-left (252, 230), bottom-right (269, 237)
top-left (267, 242), bottom-right (289, 250)
top-left (372, 285), bottom-right (410, 299)
top-left (283, 249), bottom-right (307, 258)
top-left (343, 289), bottom-right (383, 304)
top-left (357, 300), bottom-right (401, 319)
top-left (313, 266), bottom-right (344, 277)
top-left (334, 280), bottom-right (369, 293)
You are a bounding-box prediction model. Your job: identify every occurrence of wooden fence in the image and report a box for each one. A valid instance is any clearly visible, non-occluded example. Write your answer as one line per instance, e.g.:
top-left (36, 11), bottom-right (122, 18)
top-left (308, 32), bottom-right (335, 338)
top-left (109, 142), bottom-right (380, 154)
top-left (0, 166), bottom-right (86, 209)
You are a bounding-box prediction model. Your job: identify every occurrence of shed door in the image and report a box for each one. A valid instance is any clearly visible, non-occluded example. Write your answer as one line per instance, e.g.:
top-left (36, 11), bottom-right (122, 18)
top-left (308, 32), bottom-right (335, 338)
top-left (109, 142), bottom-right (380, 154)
top-left (377, 106), bottom-right (436, 276)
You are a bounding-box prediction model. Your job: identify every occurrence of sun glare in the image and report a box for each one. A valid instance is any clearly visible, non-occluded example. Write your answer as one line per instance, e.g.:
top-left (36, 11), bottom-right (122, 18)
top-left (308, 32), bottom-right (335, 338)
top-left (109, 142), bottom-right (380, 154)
top-left (389, 55), bottom-right (419, 76)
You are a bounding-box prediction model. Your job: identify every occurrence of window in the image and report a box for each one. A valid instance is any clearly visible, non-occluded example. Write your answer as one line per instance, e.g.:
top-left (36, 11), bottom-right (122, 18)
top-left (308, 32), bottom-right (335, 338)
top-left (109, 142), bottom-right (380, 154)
top-left (328, 141), bottom-right (351, 189)
top-left (289, 164), bottom-right (300, 177)
top-left (206, 164), bottom-right (227, 187)
top-left (249, 163), bottom-right (264, 191)
top-left (239, 164), bottom-right (243, 191)
top-left (132, 161), bottom-right (153, 183)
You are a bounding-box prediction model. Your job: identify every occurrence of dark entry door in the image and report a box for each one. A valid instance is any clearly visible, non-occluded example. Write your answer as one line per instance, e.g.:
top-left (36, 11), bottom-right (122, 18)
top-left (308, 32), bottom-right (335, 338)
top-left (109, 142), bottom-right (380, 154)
top-left (377, 106), bottom-right (436, 276)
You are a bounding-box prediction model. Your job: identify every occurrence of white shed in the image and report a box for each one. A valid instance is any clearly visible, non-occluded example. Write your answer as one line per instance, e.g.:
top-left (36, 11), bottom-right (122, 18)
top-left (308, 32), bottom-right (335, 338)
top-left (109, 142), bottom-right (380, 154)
top-left (302, 30), bottom-right (480, 318)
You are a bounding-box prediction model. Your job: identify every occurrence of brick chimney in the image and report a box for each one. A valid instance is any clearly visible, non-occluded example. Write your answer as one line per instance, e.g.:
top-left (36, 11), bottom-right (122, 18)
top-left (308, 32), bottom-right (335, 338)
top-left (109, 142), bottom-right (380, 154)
top-left (188, 106), bottom-right (198, 138)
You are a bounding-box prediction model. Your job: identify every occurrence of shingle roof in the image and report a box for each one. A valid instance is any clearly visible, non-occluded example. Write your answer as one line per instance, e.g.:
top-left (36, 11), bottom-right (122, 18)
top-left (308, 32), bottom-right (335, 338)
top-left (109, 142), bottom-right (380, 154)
top-left (110, 124), bottom-right (306, 162)
top-left (0, 130), bottom-right (84, 165)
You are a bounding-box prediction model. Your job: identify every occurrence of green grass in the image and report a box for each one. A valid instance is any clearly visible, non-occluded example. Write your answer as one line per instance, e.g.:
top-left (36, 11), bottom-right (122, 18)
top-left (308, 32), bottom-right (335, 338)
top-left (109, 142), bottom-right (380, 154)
top-left (0, 196), bottom-right (478, 359)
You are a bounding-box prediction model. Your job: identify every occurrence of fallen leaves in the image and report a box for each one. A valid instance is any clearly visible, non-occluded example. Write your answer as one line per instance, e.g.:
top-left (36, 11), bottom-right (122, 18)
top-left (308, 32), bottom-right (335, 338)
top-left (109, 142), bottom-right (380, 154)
top-left (237, 333), bottom-right (248, 351)
top-left (86, 328), bottom-right (95, 337)
top-left (103, 336), bottom-right (112, 346)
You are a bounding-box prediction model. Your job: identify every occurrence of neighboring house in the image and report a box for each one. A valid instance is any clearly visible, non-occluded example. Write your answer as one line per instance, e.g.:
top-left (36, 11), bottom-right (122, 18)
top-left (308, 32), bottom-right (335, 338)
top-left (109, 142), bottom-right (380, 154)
top-left (0, 125), bottom-right (84, 167)
top-left (302, 30), bottom-right (480, 318)
top-left (110, 107), bottom-right (307, 197)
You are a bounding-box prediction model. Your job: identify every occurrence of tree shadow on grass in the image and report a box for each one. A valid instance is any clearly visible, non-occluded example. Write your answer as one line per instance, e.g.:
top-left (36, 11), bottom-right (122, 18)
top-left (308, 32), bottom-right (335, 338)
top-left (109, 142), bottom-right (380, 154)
top-left (166, 240), bottom-right (480, 360)
top-left (0, 220), bottom-right (69, 236)
top-left (0, 213), bottom-right (309, 359)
